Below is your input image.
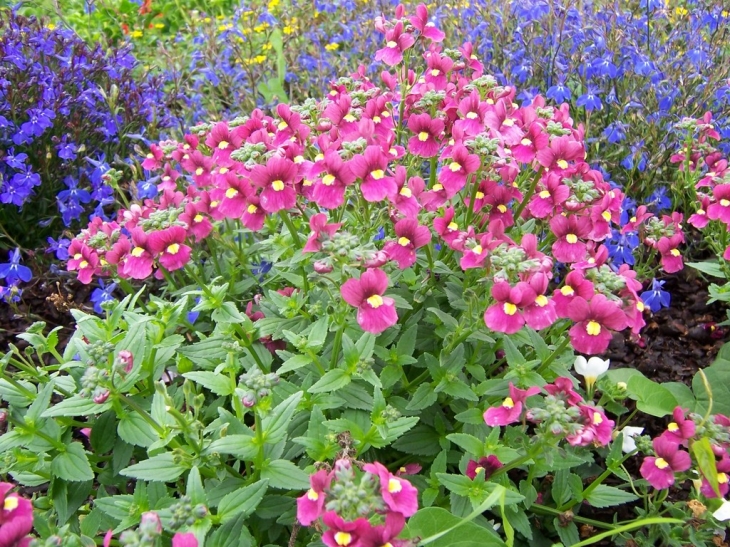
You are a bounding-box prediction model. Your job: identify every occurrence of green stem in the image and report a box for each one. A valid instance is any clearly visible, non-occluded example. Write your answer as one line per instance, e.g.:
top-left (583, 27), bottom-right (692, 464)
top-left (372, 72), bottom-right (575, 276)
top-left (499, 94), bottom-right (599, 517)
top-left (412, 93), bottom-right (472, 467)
top-left (530, 503), bottom-right (615, 530)
top-left (535, 335), bottom-right (570, 375)
top-left (513, 167), bottom-right (544, 220)
top-left (329, 324), bottom-right (344, 371)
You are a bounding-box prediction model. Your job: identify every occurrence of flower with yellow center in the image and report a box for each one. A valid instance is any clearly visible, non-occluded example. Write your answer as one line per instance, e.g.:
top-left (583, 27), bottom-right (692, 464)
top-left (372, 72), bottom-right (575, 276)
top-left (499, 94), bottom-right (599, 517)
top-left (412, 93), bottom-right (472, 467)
top-left (4, 496), bottom-right (18, 511)
top-left (497, 204), bottom-right (507, 213)
top-left (131, 247), bottom-right (145, 258)
top-left (195, 167), bottom-right (204, 176)
top-left (167, 244), bottom-right (180, 255)
top-left (322, 174), bottom-right (335, 186)
top-left (398, 237), bottom-right (411, 247)
top-left (449, 161), bottom-right (461, 172)
top-left (565, 233), bottom-right (578, 244)
top-left (586, 320), bottom-right (601, 336)
top-left (447, 221), bottom-right (458, 231)
top-left (654, 457), bottom-right (669, 469)
top-left (466, 111), bottom-right (478, 119)
top-left (535, 295), bottom-right (548, 307)
top-left (334, 532), bottom-right (352, 546)
top-left (247, 204), bottom-right (258, 214)
top-left (225, 188), bottom-right (238, 199)
top-left (418, 131), bottom-right (429, 142)
top-left (218, 140), bottom-right (229, 149)
top-left (271, 180), bottom-right (285, 191)
top-left (367, 294), bottom-right (383, 308)
top-left (371, 169), bottom-right (385, 180)
top-left (79, 260), bottom-right (89, 269)
top-left (306, 489), bottom-right (319, 501)
top-left (502, 118), bottom-right (515, 127)
top-left (386, 40), bottom-right (398, 48)
top-left (556, 159), bottom-right (569, 169)
top-left (503, 302), bottom-right (517, 316)
top-left (502, 396), bottom-right (515, 409)
top-left (521, 138), bottom-right (532, 146)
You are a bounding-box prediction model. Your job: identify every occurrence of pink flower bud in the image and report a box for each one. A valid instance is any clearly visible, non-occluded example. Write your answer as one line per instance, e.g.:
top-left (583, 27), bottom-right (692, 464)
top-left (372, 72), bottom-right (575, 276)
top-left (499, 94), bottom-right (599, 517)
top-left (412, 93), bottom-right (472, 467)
top-left (313, 260), bottom-right (333, 274)
top-left (316, 119), bottom-right (333, 132)
top-left (363, 250), bottom-right (389, 268)
top-left (139, 511), bottom-right (162, 536)
top-left (117, 350), bottom-right (134, 373)
top-left (93, 390), bottom-right (110, 404)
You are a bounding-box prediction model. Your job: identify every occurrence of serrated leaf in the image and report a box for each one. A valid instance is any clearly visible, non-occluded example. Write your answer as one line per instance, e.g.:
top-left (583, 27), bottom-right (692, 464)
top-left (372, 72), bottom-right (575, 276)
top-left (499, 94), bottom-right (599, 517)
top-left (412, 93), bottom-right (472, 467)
top-left (407, 383), bottom-right (437, 410)
top-left (51, 442), bottom-right (93, 482)
top-left (260, 459), bottom-right (310, 489)
top-left (208, 435), bottom-right (258, 460)
top-left (446, 433), bottom-right (483, 456)
top-left (277, 354), bottom-right (313, 374)
top-left (183, 371), bottom-right (235, 396)
top-left (120, 453), bottom-right (187, 482)
top-left (118, 411), bottom-right (158, 447)
top-left (187, 466), bottom-right (206, 505)
top-left (42, 396), bottom-right (108, 417)
top-left (262, 391), bottom-right (303, 444)
top-left (217, 480), bottom-right (269, 522)
top-left (309, 369), bottom-right (350, 393)
top-left (585, 484), bottom-right (638, 508)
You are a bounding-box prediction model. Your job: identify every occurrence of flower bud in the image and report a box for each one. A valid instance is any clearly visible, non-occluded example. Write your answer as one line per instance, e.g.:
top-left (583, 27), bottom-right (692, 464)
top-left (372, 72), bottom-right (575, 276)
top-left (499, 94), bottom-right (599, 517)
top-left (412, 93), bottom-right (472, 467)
top-left (117, 350), bottom-right (134, 373)
top-left (313, 260), bottom-right (333, 274)
top-left (93, 390), bottom-right (110, 404)
top-left (139, 511), bottom-right (162, 536)
top-left (363, 250), bottom-right (389, 268)
top-left (242, 392), bottom-right (256, 408)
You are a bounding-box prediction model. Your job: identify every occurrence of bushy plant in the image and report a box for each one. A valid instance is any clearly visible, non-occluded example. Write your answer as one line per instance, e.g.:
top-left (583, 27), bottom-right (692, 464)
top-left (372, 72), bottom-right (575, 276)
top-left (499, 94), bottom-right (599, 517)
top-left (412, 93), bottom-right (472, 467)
top-left (0, 9), bottom-right (172, 252)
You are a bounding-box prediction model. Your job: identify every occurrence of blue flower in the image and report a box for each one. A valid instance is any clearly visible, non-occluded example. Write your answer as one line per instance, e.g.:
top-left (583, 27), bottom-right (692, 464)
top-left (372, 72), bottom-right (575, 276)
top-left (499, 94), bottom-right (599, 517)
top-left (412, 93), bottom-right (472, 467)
top-left (647, 186), bottom-right (671, 213)
top-left (546, 82), bottom-right (571, 103)
top-left (640, 279), bottom-right (671, 312)
top-left (252, 260), bottom-right (273, 281)
top-left (46, 237), bottom-right (71, 260)
top-left (90, 279), bottom-right (117, 314)
top-left (0, 248), bottom-right (32, 284)
top-left (576, 88), bottom-right (602, 111)
top-left (605, 229), bottom-right (639, 266)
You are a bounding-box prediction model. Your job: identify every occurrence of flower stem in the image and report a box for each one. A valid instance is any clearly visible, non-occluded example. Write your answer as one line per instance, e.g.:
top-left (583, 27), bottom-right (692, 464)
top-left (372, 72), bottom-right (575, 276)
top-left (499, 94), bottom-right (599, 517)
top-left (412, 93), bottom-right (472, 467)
top-left (513, 167), bottom-right (544, 220)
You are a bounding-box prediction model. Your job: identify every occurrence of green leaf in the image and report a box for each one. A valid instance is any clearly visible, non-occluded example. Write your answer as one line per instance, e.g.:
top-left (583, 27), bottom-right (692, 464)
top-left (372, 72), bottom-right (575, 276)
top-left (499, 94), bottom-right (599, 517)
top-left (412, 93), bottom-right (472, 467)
top-left (436, 473), bottom-right (475, 497)
top-left (187, 467), bottom-right (206, 505)
top-left (427, 307), bottom-right (459, 329)
top-left (90, 411), bottom-right (117, 454)
top-left (692, 437), bottom-right (720, 497)
top-left (554, 519), bottom-right (580, 547)
top-left (584, 484), bottom-right (638, 508)
top-left (212, 302), bottom-right (246, 323)
top-left (42, 396), bottom-right (109, 417)
top-left (694, 359), bottom-right (730, 416)
top-left (262, 391), bottom-right (303, 445)
top-left (404, 507), bottom-right (506, 546)
top-left (502, 337), bottom-right (526, 366)
top-left (626, 375), bottom-right (678, 417)
top-left (51, 442), bottom-right (94, 482)
top-left (208, 435), bottom-right (257, 460)
top-left (118, 411), bottom-right (158, 447)
top-left (446, 433), bottom-right (483, 457)
top-left (120, 453), bottom-right (187, 482)
top-left (308, 369), bottom-right (350, 393)
top-left (407, 383), bottom-right (437, 411)
top-left (217, 480), bottom-right (269, 522)
top-left (207, 513), bottom-right (252, 547)
top-left (277, 354), bottom-right (313, 374)
top-left (687, 261), bottom-right (726, 278)
top-left (260, 459), bottom-right (310, 489)
top-left (183, 372), bottom-right (235, 396)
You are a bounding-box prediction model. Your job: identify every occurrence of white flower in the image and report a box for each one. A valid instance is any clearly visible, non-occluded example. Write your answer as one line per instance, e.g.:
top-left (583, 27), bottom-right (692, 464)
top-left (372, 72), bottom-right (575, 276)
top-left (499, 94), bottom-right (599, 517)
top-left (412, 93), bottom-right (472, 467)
top-left (619, 426), bottom-right (644, 453)
top-left (573, 356), bottom-right (610, 390)
top-left (713, 498), bottom-right (730, 521)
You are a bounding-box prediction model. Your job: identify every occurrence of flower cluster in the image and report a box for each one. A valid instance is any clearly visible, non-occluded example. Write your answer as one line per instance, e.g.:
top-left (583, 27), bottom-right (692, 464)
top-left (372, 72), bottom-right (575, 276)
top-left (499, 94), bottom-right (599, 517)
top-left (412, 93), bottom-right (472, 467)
top-left (66, 2), bottom-right (665, 355)
top-left (0, 9), bottom-right (171, 249)
top-left (297, 458), bottom-right (418, 547)
top-left (101, 512), bottom-right (198, 547)
top-left (0, 248), bottom-right (32, 303)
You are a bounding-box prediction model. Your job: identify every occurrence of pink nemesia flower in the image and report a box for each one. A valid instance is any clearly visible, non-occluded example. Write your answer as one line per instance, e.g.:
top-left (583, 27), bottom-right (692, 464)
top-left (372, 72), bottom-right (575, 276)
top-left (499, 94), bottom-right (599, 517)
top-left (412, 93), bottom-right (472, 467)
top-left (410, 4), bottom-right (445, 41)
top-left (544, 377), bottom-right (583, 406)
top-left (383, 219), bottom-right (431, 269)
top-left (567, 295), bottom-right (627, 355)
top-left (407, 113), bottom-right (444, 158)
top-left (310, 151), bottom-right (357, 209)
top-left (465, 456), bottom-right (503, 480)
top-left (297, 469), bottom-right (333, 526)
top-left (341, 269), bottom-right (398, 334)
top-left (512, 122), bottom-right (549, 164)
top-left (363, 461), bottom-right (418, 517)
top-left (250, 156), bottom-right (298, 213)
top-left (375, 21), bottom-right (415, 66)
top-left (700, 456), bottom-right (730, 499)
top-left (566, 405), bottom-right (614, 447)
top-left (433, 207), bottom-right (464, 250)
top-left (215, 172), bottom-right (253, 219)
top-left (484, 382), bottom-right (541, 426)
top-left (147, 226), bottom-right (191, 271)
top-left (522, 272), bottom-right (558, 330)
top-left (661, 407), bottom-right (696, 444)
top-left (391, 167), bottom-right (423, 219)
top-left (688, 195), bottom-right (711, 229)
top-left (350, 145), bottom-right (397, 202)
top-left (536, 135), bottom-right (585, 171)
top-left (454, 90), bottom-right (487, 135)
top-left (484, 281), bottom-right (536, 335)
top-left (303, 214), bottom-right (341, 253)
top-left (122, 228), bottom-right (154, 280)
top-left (640, 435), bottom-right (691, 490)
top-left (0, 483), bottom-right (34, 547)
top-left (365, 511), bottom-right (408, 547)
top-left (321, 511), bottom-right (373, 547)
top-left (67, 240), bottom-right (101, 284)
top-left (550, 214), bottom-right (591, 263)
top-left (172, 533), bottom-right (199, 547)
top-left (656, 234), bottom-right (684, 274)
top-left (141, 143), bottom-right (164, 170)
top-left (438, 144), bottom-right (480, 197)
top-left (528, 173), bottom-right (570, 218)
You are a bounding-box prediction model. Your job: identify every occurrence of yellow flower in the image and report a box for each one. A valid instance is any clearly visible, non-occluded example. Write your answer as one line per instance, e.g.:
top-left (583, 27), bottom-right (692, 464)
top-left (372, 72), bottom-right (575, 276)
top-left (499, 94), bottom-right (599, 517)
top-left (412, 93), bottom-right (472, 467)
top-left (325, 42), bottom-right (339, 51)
top-left (203, 17), bottom-right (212, 23)
top-left (674, 6), bottom-right (688, 16)
top-left (283, 25), bottom-right (294, 34)
top-left (130, 30), bottom-right (143, 38)
top-left (262, 43), bottom-right (272, 51)
top-left (154, 23), bottom-right (164, 29)
top-left (46, 23), bottom-right (56, 30)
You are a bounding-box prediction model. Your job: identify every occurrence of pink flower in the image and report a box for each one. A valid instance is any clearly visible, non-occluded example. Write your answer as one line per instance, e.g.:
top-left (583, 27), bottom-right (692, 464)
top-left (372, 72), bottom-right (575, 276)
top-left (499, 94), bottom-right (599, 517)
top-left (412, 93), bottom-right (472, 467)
top-left (465, 456), bottom-right (503, 480)
top-left (455, 90), bottom-right (487, 135)
top-left (0, 483), bottom-right (33, 547)
top-left (544, 377), bottom-right (583, 406)
top-left (550, 214), bottom-right (591, 263)
top-left (433, 207), bottom-right (464, 250)
top-left (363, 461), bottom-right (418, 517)
top-left (341, 269), bottom-right (398, 334)
top-left (321, 512), bottom-right (373, 547)
top-left (656, 234), bottom-right (684, 274)
top-left (521, 273), bottom-right (558, 330)
top-left (567, 295), bottom-right (627, 355)
top-left (700, 456), bottom-right (730, 498)
top-left (484, 281), bottom-right (536, 335)
top-left (67, 240), bottom-right (101, 284)
top-left (553, 271), bottom-right (595, 318)
top-left (141, 144), bottom-right (164, 170)
top-left (310, 151), bottom-right (356, 209)
top-left (375, 21), bottom-right (415, 66)
top-left (364, 511), bottom-right (407, 547)
top-left (215, 172), bottom-right (253, 219)
top-left (383, 219), bottom-right (431, 269)
top-left (484, 383), bottom-right (541, 426)
top-left (661, 407), bottom-right (696, 443)
top-left (147, 226), bottom-right (191, 271)
top-left (512, 122), bottom-right (549, 164)
top-left (391, 167), bottom-right (423, 219)
top-left (297, 469), bottom-right (332, 526)
top-left (350, 146), bottom-right (397, 202)
top-left (438, 144), bottom-right (480, 197)
top-left (536, 135), bottom-right (585, 171)
top-left (303, 214), bottom-right (341, 253)
top-left (566, 405), bottom-right (614, 447)
top-left (407, 113), bottom-right (444, 158)
top-left (172, 533), bottom-right (199, 547)
top-left (639, 436), bottom-right (691, 490)
top-left (528, 173), bottom-right (570, 218)
top-left (250, 156), bottom-right (298, 213)
top-left (410, 4), bottom-right (445, 42)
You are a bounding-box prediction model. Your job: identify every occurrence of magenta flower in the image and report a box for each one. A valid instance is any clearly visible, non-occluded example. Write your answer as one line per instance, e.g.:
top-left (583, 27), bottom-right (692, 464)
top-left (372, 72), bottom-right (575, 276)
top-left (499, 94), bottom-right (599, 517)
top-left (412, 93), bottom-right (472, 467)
top-left (172, 533), bottom-right (199, 547)
top-left (512, 122), bottom-right (549, 164)
top-left (341, 269), bottom-right (398, 334)
top-left (708, 184), bottom-right (730, 224)
top-left (700, 456), bottom-right (730, 498)
top-left (311, 151), bottom-right (356, 209)
top-left (459, 233), bottom-right (492, 270)
top-left (407, 113), bottom-right (444, 158)
top-left (484, 383), bottom-right (541, 427)
top-left (662, 407), bottom-right (696, 443)
top-left (375, 21), bottom-right (415, 66)
top-left (455, 90), bottom-right (487, 135)
top-left (303, 214), bottom-right (341, 253)
top-left (536, 135), bottom-right (585, 171)
top-left (543, 377), bottom-right (583, 406)
top-left (465, 456), bottom-right (503, 480)
top-left (350, 146), bottom-right (397, 202)
top-left (383, 219), bottom-right (431, 269)
top-left (567, 295), bottom-right (627, 355)
top-left (640, 436), bottom-right (691, 490)
top-left (484, 281), bottom-right (536, 335)
top-left (321, 512), bottom-right (373, 547)
top-left (438, 144), bottom-right (480, 197)
top-left (553, 271), bottom-right (595, 318)
top-left (409, 4), bottom-right (445, 42)
top-left (141, 143), bottom-right (164, 170)
top-left (250, 156), bottom-right (298, 213)
top-left (147, 226), bottom-right (191, 271)
top-left (0, 483), bottom-right (33, 547)
top-left (296, 469), bottom-right (332, 526)
top-left (67, 240), bottom-right (101, 284)
top-left (550, 214), bottom-right (591, 263)
top-left (363, 461), bottom-right (418, 517)
top-left (364, 511), bottom-right (406, 547)
top-left (215, 172), bottom-right (253, 219)
top-left (528, 173), bottom-right (570, 218)
top-left (566, 405), bottom-right (614, 447)
top-left (241, 195), bottom-right (266, 232)
top-left (656, 234), bottom-right (684, 274)
top-left (122, 228), bottom-right (155, 280)
top-left (391, 167), bottom-right (423, 219)
top-left (522, 273), bottom-right (558, 330)
top-left (433, 207), bottom-right (464, 250)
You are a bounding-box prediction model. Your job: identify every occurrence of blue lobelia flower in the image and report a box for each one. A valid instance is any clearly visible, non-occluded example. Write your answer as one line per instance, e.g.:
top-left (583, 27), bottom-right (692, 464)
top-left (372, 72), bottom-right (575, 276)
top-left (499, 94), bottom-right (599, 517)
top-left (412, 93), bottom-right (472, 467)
top-left (90, 279), bottom-right (117, 314)
top-left (0, 248), bottom-right (32, 284)
top-left (576, 88), bottom-right (602, 111)
top-left (640, 278), bottom-right (671, 312)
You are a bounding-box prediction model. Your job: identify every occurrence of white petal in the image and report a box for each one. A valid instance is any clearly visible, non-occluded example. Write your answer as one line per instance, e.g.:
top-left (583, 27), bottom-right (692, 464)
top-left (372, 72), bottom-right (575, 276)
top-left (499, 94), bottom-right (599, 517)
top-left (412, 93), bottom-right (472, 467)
top-left (573, 355), bottom-right (588, 376)
top-left (620, 426), bottom-right (643, 453)
top-left (587, 357), bottom-right (610, 376)
top-left (713, 499), bottom-right (730, 521)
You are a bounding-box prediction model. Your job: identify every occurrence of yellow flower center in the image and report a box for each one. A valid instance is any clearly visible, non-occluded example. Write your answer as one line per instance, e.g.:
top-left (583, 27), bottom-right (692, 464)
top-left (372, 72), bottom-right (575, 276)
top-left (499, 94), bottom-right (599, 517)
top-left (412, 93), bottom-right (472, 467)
top-left (4, 497), bottom-right (18, 511)
top-left (538, 190), bottom-right (551, 199)
top-left (502, 396), bottom-right (515, 409)
top-left (167, 243), bottom-right (180, 255)
top-left (79, 260), bottom-right (89, 269)
top-left (447, 222), bottom-right (458, 230)
top-left (497, 204), bottom-right (507, 213)
top-left (556, 159), bottom-right (569, 169)
top-left (195, 167), bottom-right (204, 176)
top-left (367, 294), bottom-right (384, 308)
top-left (73, 253), bottom-right (82, 260)
top-left (382, 111), bottom-right (391, 118)
top-left (343, 114), bottom-right (356, 123)
top-left (636, 301), bottom-right (645, 312)
top-left (388, 478), bottom-right (402, 493)
top-left (719, 473), bottom-right (729, 484)
top-left (220, 167), bottom-right (229, 174)
top-left (399, 187), bottom-right (412, 198)
top-left (271, 180), bottom-right (285, 191)
top-left (307, 488), bottom-right (319, 501)
top-left (593, 412), bottom-right (603, 425)
top-left (521, 138), bottom-right (532, 146)
top-left (418, 131), bottom-right (429, 142)
top-left (218, 140), bottom-right (229, 149)
top-left (449, 161), bottom-right (462, 172)
top-left (294, 155), bottom-right (304, 164)
top-left (475, 191), bottom-right (484, 199)
top-left (670, 249), bottom-right (680, 257)
top-left (535, 295), bottom-right (548, 307)
top-left (503, 302), bottom-right (517, 316)
top-left (667, 422), bottom-right (679, 431)
top-left (146, 153), bottom-right (154, 159)
top-left (566, 234), bottom-right (578, 244)
top-left (278, 121), bottom-right (288, 131)
top-left (655, 457), bottom-right (669, 470)
top-left (373, 116), bottom-right (381, 123)
top-left (247, 204), bottom-right (258, 214)
top-left (430, 69), bottom-right (440, 76)
top-left (131, 247), bottom-right (145, 258)
top-left (586, 320), bottom-right (601, 336)
top-left (466, 111), bottom-right (478, 120)
top-left (560, 286), bottom-right (575, 296)
top-left (602, 211), bottom-right (612, 222)
top-left (371, 169), bottom-right (385, 180)
top-left (225, 188), bottom-right (238, 199)
top-left (194, 214), bottom-right (204, 223)
top-left (334, 532), bottom-right (353, 546)
top-left (398, 237), bottom-right (411, 247)
top-left (433, 183), bottom-right (444, 191)
top-left (473, 245), bottom-right (483, 255)
top-left (322, 174), bottom-right (336, 186)
top-left (386, 40), bottom-right (398, 48)
top-left (502, 118), bottom-right (515, 127)
top-left (315, 153), bottom-right (324, 162)
top-left (210, 200), bottom-right (220, 208)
